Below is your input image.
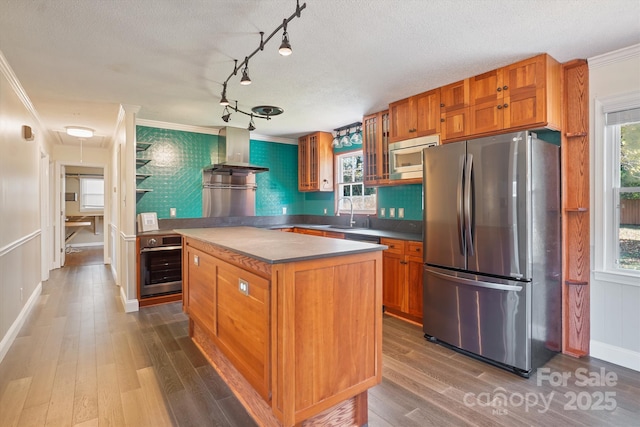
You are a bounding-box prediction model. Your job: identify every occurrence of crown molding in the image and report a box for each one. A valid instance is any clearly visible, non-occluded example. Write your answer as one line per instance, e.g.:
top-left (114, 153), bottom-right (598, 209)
top-left (588, 44), bottom-right (640, 69)
top-left (0, 50), bottom-right (46, 130)
top-left (136, 119), bottom-right (220, 135)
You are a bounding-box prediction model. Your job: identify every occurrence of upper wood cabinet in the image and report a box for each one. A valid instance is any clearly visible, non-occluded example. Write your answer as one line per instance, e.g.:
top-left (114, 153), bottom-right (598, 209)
top-left (389, 88), bottom-right (441, 143)
top-left (469, 54), bottom-right (562, 136)
top-left (362, 110), bottom-right (390, 187)
top-left (298, 131), bottom-right (334, 192)
top-left (440, 79), bottom-right (470, 142)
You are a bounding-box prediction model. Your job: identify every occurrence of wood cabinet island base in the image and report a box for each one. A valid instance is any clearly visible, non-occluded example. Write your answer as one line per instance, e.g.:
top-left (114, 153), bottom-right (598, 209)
top-left (177, 227), bottom-right (384, 427)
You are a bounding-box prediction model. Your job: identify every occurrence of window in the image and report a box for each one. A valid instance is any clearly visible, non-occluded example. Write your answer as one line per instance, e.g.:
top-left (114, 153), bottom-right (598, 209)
top-left (335, 151), bottom-right (376, 214)
top-left (80, 177), bottom-right (104, 212)
top-left (607, 108), bottom-right (640, 272)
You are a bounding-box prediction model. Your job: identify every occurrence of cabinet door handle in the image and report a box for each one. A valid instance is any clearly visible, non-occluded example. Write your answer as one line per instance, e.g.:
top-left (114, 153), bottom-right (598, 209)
top-left (409, 128), bottom-right (416, 133)
top-left (503, 103), bottom-right (509, 108)
top-left (503, 85), bottom-right (508, 90)
top-left (400, 261), bottom-right (408, 265)
top-left (440, 118), bottom-right (445, 122)
top-left (497, 105), bottom-right (503, 110)
top-left (440, 103), bottom-right (445, 107)
top-left (497, 87), bottom-right (502, 92)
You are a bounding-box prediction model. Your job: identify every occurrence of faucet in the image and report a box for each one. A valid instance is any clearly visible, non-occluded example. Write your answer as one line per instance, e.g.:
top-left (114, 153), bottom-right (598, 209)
top-left (336, 197), bottom-right (356, 227)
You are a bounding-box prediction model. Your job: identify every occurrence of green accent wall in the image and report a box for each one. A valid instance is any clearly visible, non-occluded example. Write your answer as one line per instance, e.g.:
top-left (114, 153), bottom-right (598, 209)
top-left (136, 126), bottom-right (218, 218)
top-left (377, 184), bottom-right (423, 220)
top-left (135, 126), bottom-right (304, 219)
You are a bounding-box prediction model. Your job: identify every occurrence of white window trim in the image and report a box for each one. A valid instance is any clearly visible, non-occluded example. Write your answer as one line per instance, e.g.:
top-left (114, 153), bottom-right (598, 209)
top-left (79, 176), bottom-right (105, 213)
top-left (593, 91), bottom-right (640, 283)
top-left (334, 151), bottom-right (376, 215)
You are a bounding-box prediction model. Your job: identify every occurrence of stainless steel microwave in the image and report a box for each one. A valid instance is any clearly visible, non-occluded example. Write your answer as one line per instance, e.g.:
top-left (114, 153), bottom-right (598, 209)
top-left (389, 135), bottom-right (440, 180)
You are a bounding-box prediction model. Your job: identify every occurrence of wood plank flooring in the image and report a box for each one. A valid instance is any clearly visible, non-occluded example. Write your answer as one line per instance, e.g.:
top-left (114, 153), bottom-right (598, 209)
top-left (0, 262), bottom-right (638, 426)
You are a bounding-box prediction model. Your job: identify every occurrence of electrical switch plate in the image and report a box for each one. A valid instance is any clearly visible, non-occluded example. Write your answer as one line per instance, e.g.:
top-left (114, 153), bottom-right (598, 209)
top-left (193, 255), bottom-right (199, 266)
top-left (282, 207), bottom-right (287, 215)
top-left (390, 208), bottom-right (396, 218)
top-left (323, 208), bottom-right (327, 215)
top-left (239, 279), bottom-right (249, 295)
top-left (380, 208), bottom-right (385, 217)
top-left (398, 208), bottom-right (404, 219)
top-left (170, 207), bottom-right (176, 218)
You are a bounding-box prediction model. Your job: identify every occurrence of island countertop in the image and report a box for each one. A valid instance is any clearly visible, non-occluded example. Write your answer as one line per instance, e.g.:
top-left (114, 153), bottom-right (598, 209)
top-left (174, 226), bottom-right (386, 264)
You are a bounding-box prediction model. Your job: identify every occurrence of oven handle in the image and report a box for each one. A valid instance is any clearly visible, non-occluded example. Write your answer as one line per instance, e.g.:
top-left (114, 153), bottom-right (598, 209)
top-left (140, 245), bottom-right (182, 253)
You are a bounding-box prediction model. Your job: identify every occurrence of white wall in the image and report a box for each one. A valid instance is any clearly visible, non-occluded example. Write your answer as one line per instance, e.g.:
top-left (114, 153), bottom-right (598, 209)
top-left (589, 44), bottom-right (640, 371)
top-left (0, 51), bottom-right (52, 362)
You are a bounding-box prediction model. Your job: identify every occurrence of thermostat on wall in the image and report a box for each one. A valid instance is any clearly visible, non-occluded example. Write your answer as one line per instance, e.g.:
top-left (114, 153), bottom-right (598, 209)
top-left (137, 212), bottom-right (159, 232)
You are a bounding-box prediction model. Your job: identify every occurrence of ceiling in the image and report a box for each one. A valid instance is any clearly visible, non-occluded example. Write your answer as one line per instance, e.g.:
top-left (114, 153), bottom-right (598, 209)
top-left (1, 0), bottom-right (639, 147)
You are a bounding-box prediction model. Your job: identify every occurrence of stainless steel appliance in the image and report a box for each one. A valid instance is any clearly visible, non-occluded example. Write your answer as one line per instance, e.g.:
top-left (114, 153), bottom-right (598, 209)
top-left (202, 126), bottom-right (268, 217)
top-left (389, 134), bottom-right (439, 180)
top-left (139, 234), bottom-right (182, 298)
top-left (422, 131), bottom-right (561, 377)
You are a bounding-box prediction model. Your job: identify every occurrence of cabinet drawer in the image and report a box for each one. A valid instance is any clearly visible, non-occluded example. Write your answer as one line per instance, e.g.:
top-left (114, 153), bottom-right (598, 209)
top-left (381, 238), bottom-right (404, 255)
top-left (406, 241), bottom-right (423, 257)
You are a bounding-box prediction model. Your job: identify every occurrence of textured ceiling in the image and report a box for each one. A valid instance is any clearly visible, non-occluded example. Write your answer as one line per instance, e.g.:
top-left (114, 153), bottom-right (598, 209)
top-left (1, 0), bottom-right (639, 146)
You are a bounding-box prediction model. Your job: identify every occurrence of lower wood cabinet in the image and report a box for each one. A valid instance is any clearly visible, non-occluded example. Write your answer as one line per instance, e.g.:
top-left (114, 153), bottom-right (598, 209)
top-left (381, 238), bottom-right (423, 323)
top-left (184, 244), bottom-right (270, 400)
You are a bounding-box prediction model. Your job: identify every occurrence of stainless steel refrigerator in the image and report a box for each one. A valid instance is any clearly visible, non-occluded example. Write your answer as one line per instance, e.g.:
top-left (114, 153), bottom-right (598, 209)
top-left (422, 131), bottom-right (561, 377)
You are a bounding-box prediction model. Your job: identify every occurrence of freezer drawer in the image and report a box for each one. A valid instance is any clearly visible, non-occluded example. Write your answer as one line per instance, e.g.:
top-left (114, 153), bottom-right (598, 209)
top-left (423, 266), bottom-right (531, 372)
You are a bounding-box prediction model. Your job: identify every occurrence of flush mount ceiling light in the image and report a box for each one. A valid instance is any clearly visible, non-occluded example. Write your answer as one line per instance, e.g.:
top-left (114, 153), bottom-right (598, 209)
top-left (332, 122), bottom-right (362, 148)
top-left (218, 0), bottom-right (306, 130)
top-left (65, 126), bottom-right (94, 138)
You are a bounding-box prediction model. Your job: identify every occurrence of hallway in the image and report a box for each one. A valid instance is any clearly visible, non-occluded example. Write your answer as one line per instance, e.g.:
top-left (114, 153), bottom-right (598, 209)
top-left (0, 264), bottom-right (255, 426)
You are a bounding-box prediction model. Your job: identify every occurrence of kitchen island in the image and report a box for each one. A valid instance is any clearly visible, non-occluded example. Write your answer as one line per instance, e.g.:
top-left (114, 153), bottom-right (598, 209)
top-left (175, 227), bottom-right (384, 427)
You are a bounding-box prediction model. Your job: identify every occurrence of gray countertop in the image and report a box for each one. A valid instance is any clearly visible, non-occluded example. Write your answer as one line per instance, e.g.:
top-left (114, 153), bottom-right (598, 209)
top-left (174, 226), bottom-right (387, 264)
top-left (270, 224), bottom-right (422, 242)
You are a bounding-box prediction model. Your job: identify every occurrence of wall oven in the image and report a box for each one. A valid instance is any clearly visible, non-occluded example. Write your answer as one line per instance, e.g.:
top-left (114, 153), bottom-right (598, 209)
top-left (139, 234), bottom-right (182, 298)
top-left (389, 135), bottom-right (439, 180)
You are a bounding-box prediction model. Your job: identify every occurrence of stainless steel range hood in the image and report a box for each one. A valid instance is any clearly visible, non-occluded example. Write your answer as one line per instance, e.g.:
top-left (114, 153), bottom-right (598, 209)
top-left (204, 127), bottom-right (269, 175)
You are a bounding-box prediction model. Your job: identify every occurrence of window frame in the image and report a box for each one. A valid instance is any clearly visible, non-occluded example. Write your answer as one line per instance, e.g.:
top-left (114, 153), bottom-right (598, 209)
top-left (334, 150), bottom-right (376, 215)
top-left (79, 176), bottom-right (105, 212)
top-left (594, 92), bottom-right (640, 282)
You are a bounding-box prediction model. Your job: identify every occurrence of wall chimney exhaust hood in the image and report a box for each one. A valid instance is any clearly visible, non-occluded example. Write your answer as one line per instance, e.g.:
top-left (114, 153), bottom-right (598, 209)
top-left (204, 127), bottom-right (269, 175)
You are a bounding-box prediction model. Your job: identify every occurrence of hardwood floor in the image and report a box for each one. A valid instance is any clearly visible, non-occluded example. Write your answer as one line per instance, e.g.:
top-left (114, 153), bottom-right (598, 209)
top-left (0, 262), bottom-right (638, 426)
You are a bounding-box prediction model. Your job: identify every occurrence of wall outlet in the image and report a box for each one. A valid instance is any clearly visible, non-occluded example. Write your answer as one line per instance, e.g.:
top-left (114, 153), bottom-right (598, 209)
top-left (398, 208), bottom-right (404, 219)
top-left (282, 207), bottom-right (287, 215)
top-left (20, 287), bottom-right (23, 302)
top-left (380, 208), bottom-right (385, 217)
top-left (170, 207), bottom-right (176, 218)
top-left (390, 207), bottom-right (396, 218)
top-left (323, 208), bottom-right (327, 215)
top-left (239, 279), bottom-right (249, 296)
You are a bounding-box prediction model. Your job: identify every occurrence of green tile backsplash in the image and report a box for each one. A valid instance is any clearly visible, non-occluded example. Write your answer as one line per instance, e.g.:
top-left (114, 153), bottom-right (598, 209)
top-left (135, 125), bottom-right (424, 221)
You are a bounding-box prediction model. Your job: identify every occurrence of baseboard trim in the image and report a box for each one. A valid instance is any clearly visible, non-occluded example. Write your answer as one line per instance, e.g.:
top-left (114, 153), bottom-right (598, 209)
top-left (119, 285), bottom-right (139, 313)
top-left (0, 282), bottom-right (42, 363)
top-left (590, 340), bottom-right (640, 372)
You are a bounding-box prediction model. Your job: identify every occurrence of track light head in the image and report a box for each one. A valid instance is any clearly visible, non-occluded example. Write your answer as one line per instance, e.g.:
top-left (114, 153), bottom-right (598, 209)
top-left (221, 106), bottom-right (231, 122)
top-left (220, 83), bottom-right (229, 106)
top-left (240, 58), bottom-right (251, 85)
top-left (248, 115), bottom-right (256, 131)
top-left (279, 32), bottom-right (292, 56)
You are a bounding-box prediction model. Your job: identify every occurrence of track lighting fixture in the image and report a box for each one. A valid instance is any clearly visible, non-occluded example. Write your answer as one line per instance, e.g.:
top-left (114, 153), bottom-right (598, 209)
top-left (240, 58), bottom-right (251, 85)
top-left (218, 0), bottom-right (306, 130)
top-left (222, 106), bottom-right (231, 122)
top-left (332, 122), bottom-right (362, 149)
top-left (279, 20), bottom-right (292, 56)
top-left (220, 82), bottom-right (229, 106)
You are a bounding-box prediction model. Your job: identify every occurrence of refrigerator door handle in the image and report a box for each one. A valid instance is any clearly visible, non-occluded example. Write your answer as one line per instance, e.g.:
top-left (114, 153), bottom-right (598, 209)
top-left (426, 268), bottom-right (523, 292)
top-left (457, 155), bottom-right (465, 255)
top-left (464, 154), bottom-right (474, 256)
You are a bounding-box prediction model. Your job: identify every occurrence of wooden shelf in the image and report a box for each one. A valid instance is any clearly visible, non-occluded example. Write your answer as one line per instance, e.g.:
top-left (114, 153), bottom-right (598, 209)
top-left (561, 59), bottom-right (590, 358)
top-left (136, 188), bottom-right (153, 194)
top-left (136, 173), bottom-right (152, 181)
top-left (565, 207), bottom-right (589, 212)
top-left (136, 159), bottom-right (151, 167)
